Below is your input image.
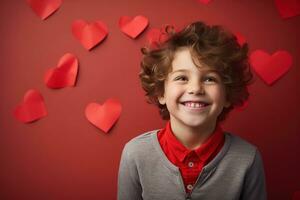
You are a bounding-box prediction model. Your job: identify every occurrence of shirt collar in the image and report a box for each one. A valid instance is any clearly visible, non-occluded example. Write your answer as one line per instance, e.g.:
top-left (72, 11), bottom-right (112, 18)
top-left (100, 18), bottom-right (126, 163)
top-left (164, 120), bottom-right (224, 162)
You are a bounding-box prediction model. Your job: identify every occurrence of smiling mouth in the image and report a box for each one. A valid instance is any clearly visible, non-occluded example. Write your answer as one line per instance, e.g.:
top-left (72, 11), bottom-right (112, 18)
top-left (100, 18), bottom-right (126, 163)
top-left (180, 101), bottom-right (210, 109)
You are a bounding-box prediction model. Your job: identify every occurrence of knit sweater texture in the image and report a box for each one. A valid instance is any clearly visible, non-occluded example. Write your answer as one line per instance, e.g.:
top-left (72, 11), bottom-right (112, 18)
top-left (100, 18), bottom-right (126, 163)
top-left (118, 130), bottom-right (267, 200)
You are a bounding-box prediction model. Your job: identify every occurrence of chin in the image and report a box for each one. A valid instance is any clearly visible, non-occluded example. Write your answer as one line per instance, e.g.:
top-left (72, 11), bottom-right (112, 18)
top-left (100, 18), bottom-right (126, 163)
top-left (180, 117), bottom-right (209, 128)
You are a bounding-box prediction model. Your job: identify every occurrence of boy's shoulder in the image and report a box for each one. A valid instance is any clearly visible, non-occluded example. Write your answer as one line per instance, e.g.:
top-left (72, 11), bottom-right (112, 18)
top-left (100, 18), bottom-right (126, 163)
top-left (122, 129), bottom-right (160, 157)
top-left (227, 132), bottom-right (257, 149)
top-left (225, 132), bottom-right (259, 161)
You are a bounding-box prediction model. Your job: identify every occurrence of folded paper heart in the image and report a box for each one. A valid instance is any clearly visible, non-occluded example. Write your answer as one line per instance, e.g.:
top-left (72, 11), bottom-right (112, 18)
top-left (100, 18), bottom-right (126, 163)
top-left (234, 32), bottom-right (246, 46)
top-left (119, 15), bottom-right (149, 39)
top-left (236, 100), bottom-right (249, 111)
top-left (85, 98), bottom-right (122, 133)
top-left (44, 53), bottom-right (78, 89)
top-left (235, 95), bottom-right (249, 111)
top-left (147, 25), bottom-right (176, 49)
top-left (274, 0), bottom-right (300, 19)
top-left (250, 50), bottom-right (293, 85)
top-left (27, 0), bottom-right (62, 20)
top-left (72, 20), bottom-right (108, 50)
top-left (14, 89), bottom-right (47, 123)
top-left (147, 28), bottom-right (165, 49)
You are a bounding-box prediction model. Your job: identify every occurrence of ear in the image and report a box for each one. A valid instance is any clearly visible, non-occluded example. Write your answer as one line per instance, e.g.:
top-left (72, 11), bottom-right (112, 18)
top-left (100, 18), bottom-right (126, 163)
top-left (158, 96), bottom-right (166, 105)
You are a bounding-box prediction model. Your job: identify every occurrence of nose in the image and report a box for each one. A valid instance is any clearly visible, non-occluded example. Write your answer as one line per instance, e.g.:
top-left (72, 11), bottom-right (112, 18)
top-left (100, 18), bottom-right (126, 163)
top-left (187, 81), bottom-right (205, 95)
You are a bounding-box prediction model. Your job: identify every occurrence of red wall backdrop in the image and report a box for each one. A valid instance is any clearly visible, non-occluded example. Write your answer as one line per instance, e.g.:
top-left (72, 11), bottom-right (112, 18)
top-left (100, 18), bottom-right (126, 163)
top-left (1, 0), bottom-right (300, 199)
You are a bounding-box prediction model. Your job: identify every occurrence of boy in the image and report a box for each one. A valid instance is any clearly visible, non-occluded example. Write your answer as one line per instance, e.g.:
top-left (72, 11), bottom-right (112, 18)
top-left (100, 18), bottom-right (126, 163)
top-left (118, 21), bottom-right (267, 200)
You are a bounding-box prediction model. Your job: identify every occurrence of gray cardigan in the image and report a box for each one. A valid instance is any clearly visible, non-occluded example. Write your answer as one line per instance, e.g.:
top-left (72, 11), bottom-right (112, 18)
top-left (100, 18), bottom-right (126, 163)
top-left (118, 130), bottom-right (267, 200)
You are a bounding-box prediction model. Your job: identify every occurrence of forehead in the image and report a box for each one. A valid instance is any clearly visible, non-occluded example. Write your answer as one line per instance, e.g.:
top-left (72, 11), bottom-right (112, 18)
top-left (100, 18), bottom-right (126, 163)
top-left (170, 47), bottom-right (215, 73)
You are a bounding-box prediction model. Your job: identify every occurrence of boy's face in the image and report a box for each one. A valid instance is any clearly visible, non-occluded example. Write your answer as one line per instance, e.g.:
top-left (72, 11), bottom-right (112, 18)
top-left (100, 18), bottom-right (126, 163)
top-left (158, 47), bottom-right (230, 132)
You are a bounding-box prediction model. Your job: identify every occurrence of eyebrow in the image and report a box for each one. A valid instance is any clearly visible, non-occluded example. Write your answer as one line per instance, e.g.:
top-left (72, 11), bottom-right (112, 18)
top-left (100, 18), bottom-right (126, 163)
top-left (170, 69), bottom-right (188, 75)
top-left (170, 68), bottom-right (218, 75)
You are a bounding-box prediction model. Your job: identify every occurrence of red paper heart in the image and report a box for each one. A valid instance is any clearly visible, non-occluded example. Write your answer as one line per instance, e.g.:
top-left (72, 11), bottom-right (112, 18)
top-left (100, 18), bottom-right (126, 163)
top-left (85, 98), bottom-right (122, 133)
top-left (147, 28), bottom-right (161, 46)
top-left (14, 89), bottom-right (47, 123)
top-left (197, 0), bottom-right (213, 5)
top-left (250, 50), bottom-right (293, 85)
top-left (235, 98), bottom-right (249, 111)
top-left (119, 15), bottom-right (149, 39)
top-left (72, 20), bottom-right (108, 50)
top-left (274, 0), bottom-right (300, 19)
top-left (147, 28), bottom-right (168, 49)
top-left (147, 25), bottom-right (176, 49)
top-left (44, 53), bottom-right (78, 89)
top-left (27, 0), bottom-right (62, 20)
top-left (234, 32), bottom-right (246, 46)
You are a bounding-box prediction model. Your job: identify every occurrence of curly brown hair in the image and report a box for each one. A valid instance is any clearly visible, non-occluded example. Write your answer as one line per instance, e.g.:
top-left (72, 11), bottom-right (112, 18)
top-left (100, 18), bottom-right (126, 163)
top-left (139, 21), bottom-right (253, 122)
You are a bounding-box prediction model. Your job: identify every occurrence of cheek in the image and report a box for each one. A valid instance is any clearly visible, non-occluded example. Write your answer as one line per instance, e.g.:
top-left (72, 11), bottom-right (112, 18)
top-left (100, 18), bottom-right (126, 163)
top-left (219, 90), bottom-right (227, 103)
top-left (210, 86), bottom-right (227, 104)
top-left (165, 85), bottom-right (183, 103)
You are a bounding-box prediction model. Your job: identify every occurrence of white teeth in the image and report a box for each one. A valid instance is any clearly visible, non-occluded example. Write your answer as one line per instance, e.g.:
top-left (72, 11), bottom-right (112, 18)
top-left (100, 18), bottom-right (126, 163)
top-left (183, 102), bottom-right (206, 108)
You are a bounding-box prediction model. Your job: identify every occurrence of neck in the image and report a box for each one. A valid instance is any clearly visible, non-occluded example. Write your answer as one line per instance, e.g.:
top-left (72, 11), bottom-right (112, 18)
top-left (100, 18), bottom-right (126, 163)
top-left (169, 118), bottom-right (217, 150)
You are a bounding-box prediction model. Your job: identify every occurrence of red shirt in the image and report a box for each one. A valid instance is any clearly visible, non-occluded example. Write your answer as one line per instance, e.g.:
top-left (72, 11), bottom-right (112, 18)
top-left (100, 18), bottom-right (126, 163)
top-left (157, 121), bottom-right (225, 193)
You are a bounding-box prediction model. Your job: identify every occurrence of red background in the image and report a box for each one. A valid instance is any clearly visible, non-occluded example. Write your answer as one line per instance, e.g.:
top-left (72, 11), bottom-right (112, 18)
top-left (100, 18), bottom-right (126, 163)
top-left (1, 0), bottom-right (300, 199)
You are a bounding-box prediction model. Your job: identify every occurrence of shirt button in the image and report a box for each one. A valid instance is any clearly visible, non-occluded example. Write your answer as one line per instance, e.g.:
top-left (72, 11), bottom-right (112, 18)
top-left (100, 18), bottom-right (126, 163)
top-left (188, 161), bottom-right (194, 168)
top-left (187, 184), bottom-right (193, 191)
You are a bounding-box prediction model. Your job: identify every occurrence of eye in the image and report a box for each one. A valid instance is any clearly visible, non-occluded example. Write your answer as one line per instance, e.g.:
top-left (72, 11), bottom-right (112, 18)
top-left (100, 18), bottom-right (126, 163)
top-left (203, 76), bottom-right (217, 83)
top-left (174, 75), bottom-right (188, 81)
